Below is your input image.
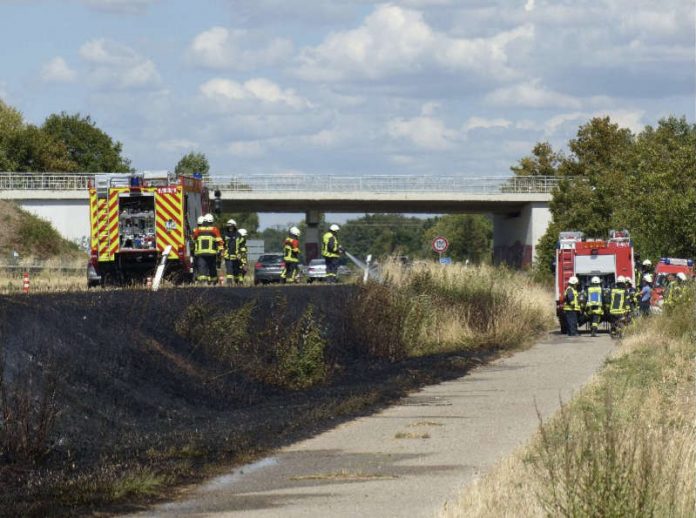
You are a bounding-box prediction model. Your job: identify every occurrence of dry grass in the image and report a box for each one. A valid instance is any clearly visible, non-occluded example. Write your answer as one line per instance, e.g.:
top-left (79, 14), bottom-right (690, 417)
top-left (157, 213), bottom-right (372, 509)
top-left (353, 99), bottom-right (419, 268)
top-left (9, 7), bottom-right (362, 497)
top-left (378, 261), bottom-right (556, 356)
top-left (442, 297), bottom-right (696, 518)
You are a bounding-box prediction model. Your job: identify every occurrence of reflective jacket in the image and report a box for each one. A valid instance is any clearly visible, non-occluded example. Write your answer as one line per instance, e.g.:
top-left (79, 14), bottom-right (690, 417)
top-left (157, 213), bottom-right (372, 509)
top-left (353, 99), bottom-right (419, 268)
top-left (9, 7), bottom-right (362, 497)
top-left (586, 286), bottom-right (603, 312)
top-left (609, 288), bottom-right (627, 315)
top-left (563, 286), bottom-right (580, 311)
top-left (223, 230), bottom-right (239, 260)
top-left (283, 236), bottom-right (300, 263)
top-left (322, 231), bottom-right (340, 258)
top-left (193, 226), bottom-right (223, 256)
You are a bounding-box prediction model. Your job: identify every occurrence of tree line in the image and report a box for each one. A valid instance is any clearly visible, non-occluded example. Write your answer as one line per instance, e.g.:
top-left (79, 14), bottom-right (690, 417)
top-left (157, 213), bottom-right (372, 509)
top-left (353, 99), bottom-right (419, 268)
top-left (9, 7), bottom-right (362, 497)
top-left (511, 116), bottom-right (696, 268)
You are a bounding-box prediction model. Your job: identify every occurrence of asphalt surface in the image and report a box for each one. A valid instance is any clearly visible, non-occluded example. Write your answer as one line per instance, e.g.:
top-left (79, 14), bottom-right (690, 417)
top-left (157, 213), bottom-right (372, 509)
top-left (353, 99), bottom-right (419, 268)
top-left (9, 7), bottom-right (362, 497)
top-left (132, 332), bottom-right (613, 518)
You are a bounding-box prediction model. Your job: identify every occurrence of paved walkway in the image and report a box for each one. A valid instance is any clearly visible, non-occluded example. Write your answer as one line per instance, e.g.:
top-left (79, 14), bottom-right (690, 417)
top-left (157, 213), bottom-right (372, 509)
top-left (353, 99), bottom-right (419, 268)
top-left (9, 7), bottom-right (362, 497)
top-left (133, 333), bottom-right (613, 518)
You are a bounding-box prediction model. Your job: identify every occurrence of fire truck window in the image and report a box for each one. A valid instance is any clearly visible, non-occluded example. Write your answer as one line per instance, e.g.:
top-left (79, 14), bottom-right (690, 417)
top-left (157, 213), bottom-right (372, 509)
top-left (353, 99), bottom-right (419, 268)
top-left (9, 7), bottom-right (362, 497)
top-left (118, 196), bottom-right (156, 250)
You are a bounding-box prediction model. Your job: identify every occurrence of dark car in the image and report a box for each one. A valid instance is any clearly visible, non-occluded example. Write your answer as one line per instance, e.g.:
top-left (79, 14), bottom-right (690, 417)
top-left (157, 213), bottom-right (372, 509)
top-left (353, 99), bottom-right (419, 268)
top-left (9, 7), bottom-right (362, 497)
top-left (253, 253), bottom-right (295, 285)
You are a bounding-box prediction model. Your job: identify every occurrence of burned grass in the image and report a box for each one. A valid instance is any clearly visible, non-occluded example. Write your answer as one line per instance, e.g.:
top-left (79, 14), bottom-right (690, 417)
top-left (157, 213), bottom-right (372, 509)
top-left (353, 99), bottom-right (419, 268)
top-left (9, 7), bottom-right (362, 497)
top-left (0, 285), bottom-right (500, 517)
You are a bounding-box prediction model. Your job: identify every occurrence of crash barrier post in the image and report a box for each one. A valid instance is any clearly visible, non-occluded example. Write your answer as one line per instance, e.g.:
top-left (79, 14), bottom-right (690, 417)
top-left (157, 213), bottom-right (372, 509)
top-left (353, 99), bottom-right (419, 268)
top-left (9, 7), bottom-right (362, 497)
top-left (146, 277), bottom-right (153, 289)
top-left (22, 272), bottom-right (30, 294)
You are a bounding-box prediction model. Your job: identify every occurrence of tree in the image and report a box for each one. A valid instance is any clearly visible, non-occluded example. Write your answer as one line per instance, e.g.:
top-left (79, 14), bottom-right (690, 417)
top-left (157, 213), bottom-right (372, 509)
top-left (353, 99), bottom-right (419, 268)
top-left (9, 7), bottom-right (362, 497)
top-left (514, 115), bottom-right (696, 268)
top-left (0, 100), bottom-right (26, 171)
top-left (42, 112), bottom-right (131, 172)
top-left (175, 152), bottom-right (210, 178)
top-left (510, 142), bottom-right (561, 177)
top-left (5, 125), bottom-right (77, 172)
top-left (340, 214), bottom-right (430, 260)
top-left (425, 214), bottom-right (492, 263)
top-left (218, 212), bottom-right (260, 234)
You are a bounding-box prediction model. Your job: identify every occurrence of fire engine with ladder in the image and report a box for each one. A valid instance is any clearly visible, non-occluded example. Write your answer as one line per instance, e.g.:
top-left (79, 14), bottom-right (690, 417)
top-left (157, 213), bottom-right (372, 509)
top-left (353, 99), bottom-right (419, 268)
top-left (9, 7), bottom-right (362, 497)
top-left (555, 230), bottom-right (635, 332)
top-left (87, 172), bottom-right (211, 286)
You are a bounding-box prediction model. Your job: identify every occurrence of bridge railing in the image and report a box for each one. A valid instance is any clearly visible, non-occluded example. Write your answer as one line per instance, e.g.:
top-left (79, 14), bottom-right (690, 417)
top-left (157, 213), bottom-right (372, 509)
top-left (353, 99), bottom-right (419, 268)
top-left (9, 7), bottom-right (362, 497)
top-left (0, 173), bottom-right (561, 194)
top-left (207, 175), bottom-right (561, 194)
top-left (0, 173), bottom-right (92, 190)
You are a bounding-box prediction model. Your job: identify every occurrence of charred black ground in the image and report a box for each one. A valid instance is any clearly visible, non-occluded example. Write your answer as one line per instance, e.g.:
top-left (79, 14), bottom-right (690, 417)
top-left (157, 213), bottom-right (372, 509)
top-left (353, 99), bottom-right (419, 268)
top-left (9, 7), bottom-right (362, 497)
top-left (0, 285), bottom-right (495, 516)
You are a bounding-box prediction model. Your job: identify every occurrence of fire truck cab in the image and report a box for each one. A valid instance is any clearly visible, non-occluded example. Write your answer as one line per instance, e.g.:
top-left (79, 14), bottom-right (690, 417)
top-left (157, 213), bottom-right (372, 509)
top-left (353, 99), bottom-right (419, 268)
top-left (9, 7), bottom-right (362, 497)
top-left (87, 172), bottom-right (210, 286)
top-left (555, 230), bottom-right (635, 331)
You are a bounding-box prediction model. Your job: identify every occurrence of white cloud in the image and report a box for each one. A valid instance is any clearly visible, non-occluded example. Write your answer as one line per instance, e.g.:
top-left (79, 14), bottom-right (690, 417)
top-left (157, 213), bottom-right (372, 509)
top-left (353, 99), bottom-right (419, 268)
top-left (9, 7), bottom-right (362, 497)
top-left (228, 141), bottom-right (264, 157)
top-left (524, 0), bottom-right (535, 12)
top-left (388, 115), bottom-right (459, 150)
top-left (79, 39), bottom-right (160, 89)
top-left (485, 79), bottom-right (582, 109)
top-left (40, 57), bottom-right (77, 83)
top-left (295, 4), bottom-right (534, 82)
top-left (80, 0), bottom-right (158, 14)
top-left (188, 26), bottom-right (293, 70)
top-left (200, 78), bottom-right (310, 109)
top-left (463, 116), bottom-right (511, 132)
top-left (157, 139), bottom-right (198, 152)
top-left (543, 109), bottom-right (645, 135)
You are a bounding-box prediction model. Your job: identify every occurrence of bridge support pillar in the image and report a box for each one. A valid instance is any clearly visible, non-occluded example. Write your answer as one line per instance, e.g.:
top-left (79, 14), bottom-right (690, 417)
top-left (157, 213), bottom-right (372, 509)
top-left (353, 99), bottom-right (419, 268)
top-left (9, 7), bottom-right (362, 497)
top-left (493, 202), bottom-right (551, 268)
top-left (305, 210), bottom-right (321, 263)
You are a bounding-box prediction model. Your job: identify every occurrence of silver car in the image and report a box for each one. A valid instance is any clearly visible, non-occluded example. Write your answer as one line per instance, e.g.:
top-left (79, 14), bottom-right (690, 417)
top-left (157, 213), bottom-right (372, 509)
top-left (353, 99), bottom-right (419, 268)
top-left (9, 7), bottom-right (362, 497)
top-left (306, 258), bottom-right (352, 283)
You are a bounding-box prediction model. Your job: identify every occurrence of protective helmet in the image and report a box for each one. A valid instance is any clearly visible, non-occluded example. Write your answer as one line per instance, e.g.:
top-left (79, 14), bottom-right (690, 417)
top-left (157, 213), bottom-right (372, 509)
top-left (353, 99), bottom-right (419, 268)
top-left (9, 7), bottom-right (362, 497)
top-left (625, 278), bottom-right (633, 286)
top-left (226, 219), bottom-right (237, 227)
top-left (238, 228), bottom-right (247, 237)
top-left (617, 275), bottom-right (626, 284)
top-left (677, 272), bottom-right (687, 281)
top-left (203, 213), bottom-right (214, 224)
top-left (568, 276), bottom-right (579, 285)
top-left (197, 215), bottom-right (204, 225)
top-left (289, 226), bottom-right (300, 237)
top-left (591, 276), bottom-right (601, 284)
top-left (642, 259), bottom-right (652, 267)
top-left (329, 224), bottom-right (340, 232)
top-left (643, 274), bottom-right (653, 283)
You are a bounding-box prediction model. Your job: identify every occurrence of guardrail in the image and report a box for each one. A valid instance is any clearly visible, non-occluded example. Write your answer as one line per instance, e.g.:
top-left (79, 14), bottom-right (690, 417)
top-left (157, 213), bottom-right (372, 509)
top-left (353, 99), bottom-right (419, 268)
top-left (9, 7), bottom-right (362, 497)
top-left (0, 173), bottom-right (561, 194)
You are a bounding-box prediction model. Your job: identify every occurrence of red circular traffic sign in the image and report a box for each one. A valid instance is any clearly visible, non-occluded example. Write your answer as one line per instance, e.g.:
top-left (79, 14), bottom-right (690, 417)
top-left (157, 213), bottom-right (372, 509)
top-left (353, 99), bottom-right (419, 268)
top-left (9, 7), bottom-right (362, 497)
top-left (431, 236), bottom-right (449, 254)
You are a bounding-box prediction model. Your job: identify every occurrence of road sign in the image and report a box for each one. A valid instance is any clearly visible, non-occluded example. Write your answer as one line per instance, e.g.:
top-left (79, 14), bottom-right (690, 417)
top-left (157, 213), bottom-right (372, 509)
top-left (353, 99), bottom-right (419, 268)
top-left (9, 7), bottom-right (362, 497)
top-left (439, 257), bottom-right (452, 265)
top-left (431, 236), bottom-right (449, 254)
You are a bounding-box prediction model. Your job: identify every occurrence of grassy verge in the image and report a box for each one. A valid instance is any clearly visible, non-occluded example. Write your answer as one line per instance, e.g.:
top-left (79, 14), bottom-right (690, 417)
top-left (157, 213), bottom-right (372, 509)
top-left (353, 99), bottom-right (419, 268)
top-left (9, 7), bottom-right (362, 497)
top-left (443, 289), bottom-right (696, 517)
top-left (356, 261), bottom-right (555, 358)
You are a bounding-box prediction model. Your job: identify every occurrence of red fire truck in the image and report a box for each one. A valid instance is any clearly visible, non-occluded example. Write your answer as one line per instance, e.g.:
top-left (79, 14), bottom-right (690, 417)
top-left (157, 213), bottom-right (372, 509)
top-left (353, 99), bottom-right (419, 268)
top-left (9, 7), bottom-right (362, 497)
top-left (652, 257), bottom-right (694, 306)
top-left (555, 230), bottom-right (635, 332)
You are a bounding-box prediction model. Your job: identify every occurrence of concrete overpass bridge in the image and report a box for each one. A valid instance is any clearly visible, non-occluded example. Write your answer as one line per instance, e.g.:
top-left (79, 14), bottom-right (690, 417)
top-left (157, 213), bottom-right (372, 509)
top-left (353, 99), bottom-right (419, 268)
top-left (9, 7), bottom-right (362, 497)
top-left (0, 173), bottom-right (558, 267)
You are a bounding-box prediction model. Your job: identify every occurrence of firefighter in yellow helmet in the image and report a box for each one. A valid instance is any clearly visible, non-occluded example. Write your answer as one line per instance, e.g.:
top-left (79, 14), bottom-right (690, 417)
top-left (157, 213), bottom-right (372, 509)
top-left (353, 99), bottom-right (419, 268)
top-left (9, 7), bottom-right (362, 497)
top-left (585, 276), bottom-right (603, 337)
top-left (281, 226), bottom-right (301, 283)
top-left (192, 213), bottom-right (223, 284)
top-left (322, 224), bottom-right (342, 283)
top-left (563, 276), bottom-right (581, 336)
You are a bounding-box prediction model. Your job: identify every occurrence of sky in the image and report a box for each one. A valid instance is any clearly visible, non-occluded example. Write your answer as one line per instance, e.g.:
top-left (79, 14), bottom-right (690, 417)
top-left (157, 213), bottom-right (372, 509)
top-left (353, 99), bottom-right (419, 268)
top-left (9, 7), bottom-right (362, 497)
top-left (1, 0), bottom-right (695, 226)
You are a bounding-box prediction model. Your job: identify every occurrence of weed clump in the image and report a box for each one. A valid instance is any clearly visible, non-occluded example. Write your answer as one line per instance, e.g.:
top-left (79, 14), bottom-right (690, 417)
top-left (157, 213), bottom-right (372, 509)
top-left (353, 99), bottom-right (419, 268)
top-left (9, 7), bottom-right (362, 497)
top-left (176, 297), bottom-right (329, 390)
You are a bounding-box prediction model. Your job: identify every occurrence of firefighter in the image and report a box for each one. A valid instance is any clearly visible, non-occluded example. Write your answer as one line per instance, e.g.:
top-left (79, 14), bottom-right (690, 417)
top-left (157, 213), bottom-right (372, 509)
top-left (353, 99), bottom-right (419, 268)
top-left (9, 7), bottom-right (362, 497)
top-left (585, 276), bottom-right (603, 337)
top-left (280, 227), bottom-right (300, 284)
top-left (664, 272), bottom-right (687, 310)
top-left (609, 276), bottom-right (628, 337)
top-left (223, 219), bottom-right (239, 286)
top-left (636, 259), bottom-right (652, 286)
top-left (563, 276), bottom-right (581, 336)
top-left (193, 213), bottom-right (223, 284)
top-left (281, 226), bottom-right (301, 284)
top-left (236, 229), bottom-right (248, 284)
top-left (624, 277), bottom-right (637, 321)
top-left (639, 273), bottom-right (653, 317)
top-left (322, 224), bottom-right (342, 283)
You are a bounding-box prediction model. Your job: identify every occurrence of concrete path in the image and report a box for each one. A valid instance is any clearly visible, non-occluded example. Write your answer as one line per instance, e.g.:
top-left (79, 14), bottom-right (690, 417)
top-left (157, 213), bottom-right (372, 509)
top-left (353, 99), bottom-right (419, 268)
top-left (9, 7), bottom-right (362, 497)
top-left (133, 333), bottom-right (613, 518)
